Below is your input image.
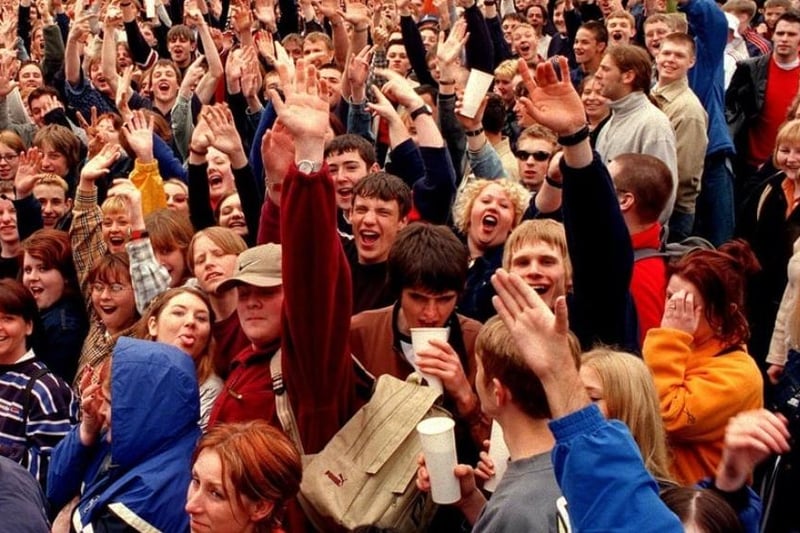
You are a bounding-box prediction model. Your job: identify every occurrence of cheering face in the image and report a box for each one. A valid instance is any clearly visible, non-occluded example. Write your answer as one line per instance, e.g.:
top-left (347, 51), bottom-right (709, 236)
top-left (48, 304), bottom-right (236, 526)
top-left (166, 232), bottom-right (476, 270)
top-left (90, 278), bottom-right (137, 335)
top-left (218, 194), bottom-right (247, 238)
top-left (467, 183), bottom-right (516, 254)
top-left (507, 240), bottom-right (567, 310)
top-left (22, 254), bottom-right (67, 310)
top-left (148, 292), bottom-right (211, 359)
top-left (351, 196), bottom-right (407, 264)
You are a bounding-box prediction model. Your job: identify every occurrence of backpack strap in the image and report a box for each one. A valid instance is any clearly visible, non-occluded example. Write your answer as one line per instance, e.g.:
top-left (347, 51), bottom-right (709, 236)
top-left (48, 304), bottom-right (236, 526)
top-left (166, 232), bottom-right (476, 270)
top-left (633, 247), bottom-right (663, 261)
top-left (22, 367), bottom-right (51, 449)
top-left (269, 350), bottom-right (305, 455)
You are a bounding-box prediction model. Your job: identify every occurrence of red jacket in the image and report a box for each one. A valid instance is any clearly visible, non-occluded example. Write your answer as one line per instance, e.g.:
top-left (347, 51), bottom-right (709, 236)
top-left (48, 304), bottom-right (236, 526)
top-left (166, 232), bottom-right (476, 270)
top-left (209, 163), bottom-right (357, 455)
top-left (630, 223), bottom-right (667, 345)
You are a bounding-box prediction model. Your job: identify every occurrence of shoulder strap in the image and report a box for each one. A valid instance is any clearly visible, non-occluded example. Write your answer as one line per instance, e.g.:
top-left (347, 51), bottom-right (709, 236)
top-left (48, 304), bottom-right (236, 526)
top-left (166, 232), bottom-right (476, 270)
top-left (633, 247), bottom-right (663, 261)
top-left (23, 367), bottom-right (51, 447)
top-left (756, 183), bottom-right (774, 223)
top-left (269, 350), bottom-right (305, 455)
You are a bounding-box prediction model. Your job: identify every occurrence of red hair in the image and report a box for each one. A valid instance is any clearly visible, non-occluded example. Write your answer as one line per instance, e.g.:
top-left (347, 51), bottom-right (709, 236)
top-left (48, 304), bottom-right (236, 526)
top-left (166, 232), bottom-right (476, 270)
top-left (192, 421), bottom-right (302, 531)
top-left (668, 240), bottom-right (760, 346)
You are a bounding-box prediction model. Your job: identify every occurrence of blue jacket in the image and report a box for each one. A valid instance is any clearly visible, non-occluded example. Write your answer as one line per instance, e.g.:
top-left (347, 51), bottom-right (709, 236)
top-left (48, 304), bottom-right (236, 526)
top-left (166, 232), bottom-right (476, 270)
top-left (681, 0), bottom-right (735, 157)
top-left (48, 338), bottom-right (200, 531)
top-left (550, 405), bottom-right (683, 532)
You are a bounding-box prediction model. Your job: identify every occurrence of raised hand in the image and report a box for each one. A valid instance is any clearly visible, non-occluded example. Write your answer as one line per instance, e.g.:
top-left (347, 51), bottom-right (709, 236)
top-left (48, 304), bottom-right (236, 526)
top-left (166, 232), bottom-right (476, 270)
top-left (340, 0), bottom-right (370, 26)
top-left (78, 365), bottom-right (109, 446)
top-left (103, 3), bottom-right (123, 29)
top-left (241, 50), bottom-right (264, 101)
top-left (230, 0), bottom-right (253, 35)
top-left (436, 19), bottom-right (468, 67)
top-left (205, 104), bottom-right (246, 158)
top-left (122, 109), bottom-right (155, 163)
top-left (14, 148), bottom-right (43, 198)
top-left (347, 45), bottom-right (373, 93)
top-left (254, 29), bottom-right (275, 63)
top-left (253, 0), bottom-right (277, 31)
top-left (366, 84), bottom-right (402, 123)
top-left (190, 108), bottom-right (215, 155)
top-left (80, 143), bottom-right (121, 183)
top-left (374, 68), bottom-right (425, 109)
top-left (271, 59), bottom-right (331, 144)
top-left (0, 59), bottom-right (17, 98)
top-left (518, 57), bottom-right (586, 136)
top-left (115, 65), bottom-right (134, 121)
top-left (180, 54), bottom-right (206, 98)
top-left (184, 2), bottom-right (205, 27)
top-left (262, 122), bottom-right (295, 203)
top-left (715, 410), bottom-right (791, 492)
top-left (38, 94), bottom-right (65, 117)
top-left (76, 106), bottom-right (105, 158)
top-left (660, 290), bottom-right (702, 336)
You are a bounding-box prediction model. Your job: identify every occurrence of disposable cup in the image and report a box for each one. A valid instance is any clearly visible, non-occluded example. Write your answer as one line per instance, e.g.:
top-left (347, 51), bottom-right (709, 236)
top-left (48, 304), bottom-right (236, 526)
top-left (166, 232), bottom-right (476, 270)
top-left (145, 0), bottom-right (156, 18)
top-left (417, 417), bottom-right (460, 504)
top-left (483, 420), bottom-right (510, 492)
top-left (459, 69), bottom-right (494, 119)
top-left (410, 328), bottom-right (448, 395)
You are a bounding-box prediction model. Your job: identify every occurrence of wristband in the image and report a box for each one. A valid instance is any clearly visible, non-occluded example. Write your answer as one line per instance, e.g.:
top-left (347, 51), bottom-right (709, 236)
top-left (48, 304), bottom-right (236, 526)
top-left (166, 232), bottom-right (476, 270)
top-left (465, 128), bottom-right (484, 137)
top-left (439, 79), bottom-right (456, 85)
top-left (189, 147), bottom-right (208, 157)
top-left (410, 104), bottom-right (433, 120)
top-left (129, 229), bottom-right (149, 240)
top-left (545, 176), bottom-right (563, 189)
top-left (483, 1), bottom-right (497, 5)
top-left (557, 124), bottom-right (590, 146)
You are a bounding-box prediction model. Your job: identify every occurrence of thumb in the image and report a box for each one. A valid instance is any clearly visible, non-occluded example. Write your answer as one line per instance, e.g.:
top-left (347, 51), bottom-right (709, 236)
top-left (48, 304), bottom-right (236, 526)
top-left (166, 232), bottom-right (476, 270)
top-left (554, 296), bottom-right (569, 335)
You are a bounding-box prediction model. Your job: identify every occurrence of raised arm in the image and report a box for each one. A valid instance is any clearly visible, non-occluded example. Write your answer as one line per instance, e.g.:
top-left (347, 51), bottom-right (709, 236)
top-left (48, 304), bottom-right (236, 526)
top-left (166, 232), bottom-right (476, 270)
top-left (64, 14), bottom-right (92, 87)
top-left (271, 60), bottom-right (355, 453)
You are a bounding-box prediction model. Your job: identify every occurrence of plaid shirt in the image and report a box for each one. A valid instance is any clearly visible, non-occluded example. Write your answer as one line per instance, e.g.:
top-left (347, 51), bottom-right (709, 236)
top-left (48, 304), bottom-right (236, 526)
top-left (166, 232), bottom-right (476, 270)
top-left (127, 237), bottom-right (171, 315)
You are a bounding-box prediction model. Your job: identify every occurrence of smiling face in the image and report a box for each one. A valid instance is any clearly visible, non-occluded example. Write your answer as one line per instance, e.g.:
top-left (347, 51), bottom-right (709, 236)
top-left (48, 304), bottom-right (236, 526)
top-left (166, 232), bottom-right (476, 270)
top-left (148, 292), bottom-right (211, 359)
top-left (573, 28), bottom-right (605, 68)
top-left (18, 64), bottom-right (43, 92)
top-left (507, 240), bottom-right (567, 309)
top-left (89, 61), bottom-right (111, 95)
top-left (151, 63), bottom-right (180, 104)
top-left (351, 195), bottom-right (407, 264)
top-left (606, 17), bottom-right (635, 46)
top-left (22, 253), bottom-right (66, 310)
top-left (512, 25), bottom-right (539, 62)
top-left (467, 183), bottom-right (516, 255)
top-left (218, 194), bottom-right (247, 237)
top-left (192, 236), bottom-right (240, 294)
top-left (0, 197), bottom-right (18, 246)
top-left (0, 142), bottom-right (19, 181)
top-left (207, 148), bottom-right (235, 206)
top-left (318, 66), bottom-right (343, 109)
top-left (90, 277), bottom-right (137, 335)
top-left (236, 284), bottom-right (283, 349)
top-left (553, 3), bottom-right (566, 34)
top-left (168, 35), bottom-right (195, 67)
top-left (327, 150), bottom-right (371, 211)
top-left (644, 21), bottom-right (671, 57)
top-left (580, 77), bottom-right (610, 124)
top-left (656, 39), bottom-right (695, 85)
top-left (33, 183), bottom-right (71, 229)
top-left (0, 312), bottom-right (32, 364)
top-left (776, 140), bottom-right (800, 180)
top-left (101, 210), bottom-right (131, 254)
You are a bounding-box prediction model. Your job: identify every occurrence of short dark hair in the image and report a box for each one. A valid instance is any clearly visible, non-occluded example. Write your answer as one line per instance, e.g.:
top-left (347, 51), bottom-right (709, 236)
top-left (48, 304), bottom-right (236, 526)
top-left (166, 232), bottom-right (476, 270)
top-left (352, 172), bottom-right (412, 218)
top-left (27, 86), bottom-right (61, 109)
top-left (611, 153), bottom-right (673, 223)
top-left (0, 279), bottom-right (38, 324)
top-left (324, 134), bottom-right (377, 167)
top-left (388, 223), bottom-right (468, 295)
top-left (776, 9), bottom-right (800, 26)
top-left (605, 44), bottom-right (653, 93)
top-left (167, 24), bottom-right (195, 42)
top-left (482, 93), bottom-right (506, 134)
top-left (580, 20), bottom-right (609, 45)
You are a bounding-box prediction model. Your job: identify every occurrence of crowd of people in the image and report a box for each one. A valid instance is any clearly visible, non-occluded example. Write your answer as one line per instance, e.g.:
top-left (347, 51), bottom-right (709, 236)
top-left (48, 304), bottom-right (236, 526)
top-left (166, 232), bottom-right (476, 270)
top-left (0, 0), bottom-right (798, 529)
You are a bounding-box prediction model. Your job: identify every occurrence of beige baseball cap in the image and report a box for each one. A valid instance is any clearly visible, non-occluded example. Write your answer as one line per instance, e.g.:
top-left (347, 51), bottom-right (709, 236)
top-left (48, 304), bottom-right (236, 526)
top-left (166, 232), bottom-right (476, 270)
top-left (216, 244), bottom-right (282, 293)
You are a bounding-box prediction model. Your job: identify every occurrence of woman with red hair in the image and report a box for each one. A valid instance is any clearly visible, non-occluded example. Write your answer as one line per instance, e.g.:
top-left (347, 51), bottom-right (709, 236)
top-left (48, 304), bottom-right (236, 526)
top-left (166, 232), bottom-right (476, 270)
top-left (643, 240), bottom-right (764, 486)
top-left (185, 420), bottom-right (302, 533)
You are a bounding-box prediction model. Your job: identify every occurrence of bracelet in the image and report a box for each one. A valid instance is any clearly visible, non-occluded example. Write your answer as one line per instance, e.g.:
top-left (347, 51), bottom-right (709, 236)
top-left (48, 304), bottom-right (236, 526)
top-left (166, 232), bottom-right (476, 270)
top-left (545, 176), bottom-right (563, 189)
top-left (439, 79), bottom-right (456, 85)
top-left (189, 147), bottom-right (208, 156)
top-left (483, 1), bottom-right (497, 5)
top-left (129, 229), bottom-right (149, 240)
top-left (355, 25), bottom-right (369, 33)
top-left (465, 127), bottom-right (484, 137)
top-left (557, 124), bottom-right (590, 146)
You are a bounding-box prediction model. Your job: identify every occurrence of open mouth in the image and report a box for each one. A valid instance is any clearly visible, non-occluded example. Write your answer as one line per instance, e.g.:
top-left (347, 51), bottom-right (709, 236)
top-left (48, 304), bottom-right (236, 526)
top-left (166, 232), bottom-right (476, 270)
top-left (99, 305), bottom-right (118, 314)
top-left (531, 284), bottom-right (549, 295)
top-left (29, 286), bottom-right (44, 297)
top-left (109, 236), bottom-right (125, 247)
top-left (157, 81), bottom-right (171, 92)
top-left (208, 174), bottom-right (223, 188)
top-left (611, 32), bottom-right (624, 41)
top-left (482, 214), bottom-right (498, 229)
top-left (359, 230), bottom-right (379, 246)
top-left (519, 43), bottom-right (532, 55)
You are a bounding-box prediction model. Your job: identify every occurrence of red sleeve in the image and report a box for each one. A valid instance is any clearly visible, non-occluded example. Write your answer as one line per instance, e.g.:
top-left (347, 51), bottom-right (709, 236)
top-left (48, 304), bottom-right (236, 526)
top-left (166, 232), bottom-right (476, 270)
top-left (280, 162), bottom-right (355, 454)
top-left (256, 197), bottom-right (281, 245)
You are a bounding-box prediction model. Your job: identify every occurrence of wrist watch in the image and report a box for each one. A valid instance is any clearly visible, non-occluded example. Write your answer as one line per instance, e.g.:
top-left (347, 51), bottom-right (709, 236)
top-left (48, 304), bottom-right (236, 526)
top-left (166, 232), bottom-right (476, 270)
top-left (297, 160), bottom-right (323, 174)
top-left (410, 104), bottom-right (433, 120)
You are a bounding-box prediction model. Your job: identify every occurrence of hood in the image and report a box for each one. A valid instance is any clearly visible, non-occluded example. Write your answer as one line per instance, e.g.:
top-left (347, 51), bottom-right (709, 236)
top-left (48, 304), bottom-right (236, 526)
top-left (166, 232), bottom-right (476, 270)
top-left (110, 337), bottom-right (200, 468)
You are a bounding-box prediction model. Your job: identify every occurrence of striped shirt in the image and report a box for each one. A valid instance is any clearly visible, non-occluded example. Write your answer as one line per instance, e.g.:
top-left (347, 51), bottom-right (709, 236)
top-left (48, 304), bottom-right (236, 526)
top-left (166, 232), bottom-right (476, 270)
top-left (0, 353), bottom-right (77, 489)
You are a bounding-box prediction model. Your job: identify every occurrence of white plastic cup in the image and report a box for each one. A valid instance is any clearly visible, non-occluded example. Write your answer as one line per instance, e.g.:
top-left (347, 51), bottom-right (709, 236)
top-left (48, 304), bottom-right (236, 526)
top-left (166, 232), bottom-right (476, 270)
top-left (145, 0), bottom-right (156, 18)
top-left (483, 420), bottom-right (510, 493)
top-left (459, 69), bottom-right (495, 119)
top-left (410, 327), bottom-right (448, 395)
top-left (417, 417), bottom-right (461, 504)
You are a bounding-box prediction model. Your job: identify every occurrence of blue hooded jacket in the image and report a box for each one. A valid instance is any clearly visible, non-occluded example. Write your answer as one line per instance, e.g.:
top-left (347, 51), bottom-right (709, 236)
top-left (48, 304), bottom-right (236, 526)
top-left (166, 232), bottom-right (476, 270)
top-left (48, 338), bottom-right (200, 531)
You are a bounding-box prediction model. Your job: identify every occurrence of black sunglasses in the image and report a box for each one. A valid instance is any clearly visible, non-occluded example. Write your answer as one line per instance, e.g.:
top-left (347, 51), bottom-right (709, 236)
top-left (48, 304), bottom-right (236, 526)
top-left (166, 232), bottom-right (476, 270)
top-left (515, 150), bottom-right (552, 162)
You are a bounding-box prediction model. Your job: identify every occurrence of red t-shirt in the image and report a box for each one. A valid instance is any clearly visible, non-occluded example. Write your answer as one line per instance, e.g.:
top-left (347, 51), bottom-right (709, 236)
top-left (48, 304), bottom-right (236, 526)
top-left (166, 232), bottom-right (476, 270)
top-left (748, 58), bottom-right (800, 167)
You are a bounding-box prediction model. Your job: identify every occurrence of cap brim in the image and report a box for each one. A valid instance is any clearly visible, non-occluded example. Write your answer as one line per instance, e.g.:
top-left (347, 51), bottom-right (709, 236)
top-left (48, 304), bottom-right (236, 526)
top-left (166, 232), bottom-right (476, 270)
top-left (216, 274), bottom-right (282, 294)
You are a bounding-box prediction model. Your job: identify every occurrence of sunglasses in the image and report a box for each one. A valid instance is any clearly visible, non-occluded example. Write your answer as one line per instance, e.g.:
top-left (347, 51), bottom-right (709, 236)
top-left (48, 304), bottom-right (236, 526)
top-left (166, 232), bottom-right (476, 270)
top-left (515, 150), bottom-right (552, 162)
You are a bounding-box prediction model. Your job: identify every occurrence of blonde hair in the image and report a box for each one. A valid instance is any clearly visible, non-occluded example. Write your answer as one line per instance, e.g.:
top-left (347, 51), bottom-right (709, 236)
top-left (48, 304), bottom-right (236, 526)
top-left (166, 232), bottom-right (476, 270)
top-left (502, 219), bottom-right (573, 285)
top-left (101, 194), bottom-right (132, 217)
top-left (494, 59), bottom-right (519, 79)
top-left (582, 348), bottom-right (674, 483)
top-left (774, 119), bottom-right (800, 169)
top-left (452, 179), bottom-right (530, 235)
top-left (34, 173), bottom-right (69, 193)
